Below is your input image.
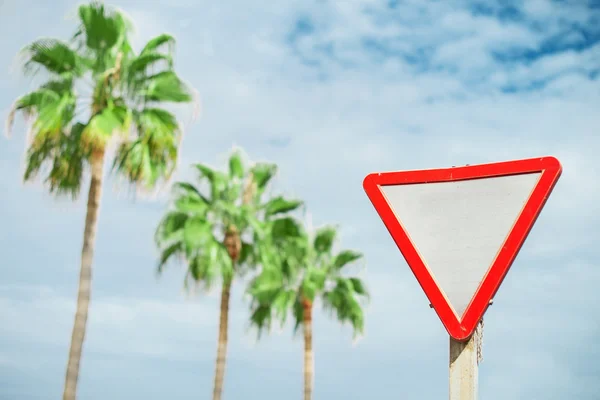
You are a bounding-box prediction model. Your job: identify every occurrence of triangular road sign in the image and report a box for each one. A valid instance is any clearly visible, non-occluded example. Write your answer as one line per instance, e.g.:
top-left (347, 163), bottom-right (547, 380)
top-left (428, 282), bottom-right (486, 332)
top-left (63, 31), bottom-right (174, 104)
top-left (363, 156), bottom-right (562, 341)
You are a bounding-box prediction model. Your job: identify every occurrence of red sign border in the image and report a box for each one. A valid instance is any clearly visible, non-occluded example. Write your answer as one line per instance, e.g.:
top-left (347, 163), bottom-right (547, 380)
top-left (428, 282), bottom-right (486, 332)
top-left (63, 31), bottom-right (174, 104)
top-left (363, 156), bottom-right (562, 341)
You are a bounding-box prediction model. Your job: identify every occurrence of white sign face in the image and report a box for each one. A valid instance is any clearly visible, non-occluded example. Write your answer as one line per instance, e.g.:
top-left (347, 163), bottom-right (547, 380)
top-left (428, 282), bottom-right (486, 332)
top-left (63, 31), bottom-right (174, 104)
top-left (380, 172), bottom-right (541, 317)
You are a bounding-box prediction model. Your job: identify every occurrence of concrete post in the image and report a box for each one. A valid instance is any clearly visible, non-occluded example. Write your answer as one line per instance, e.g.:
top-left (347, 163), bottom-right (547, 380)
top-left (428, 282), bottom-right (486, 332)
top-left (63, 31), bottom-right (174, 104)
top-left (449, 320), bottom-right (483, 400)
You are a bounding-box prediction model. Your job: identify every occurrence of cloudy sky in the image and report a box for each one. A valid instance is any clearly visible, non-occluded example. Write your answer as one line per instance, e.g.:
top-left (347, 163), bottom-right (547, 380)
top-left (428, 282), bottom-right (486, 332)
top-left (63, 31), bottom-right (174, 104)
top-left (1, 0), bottom-right (599, 399)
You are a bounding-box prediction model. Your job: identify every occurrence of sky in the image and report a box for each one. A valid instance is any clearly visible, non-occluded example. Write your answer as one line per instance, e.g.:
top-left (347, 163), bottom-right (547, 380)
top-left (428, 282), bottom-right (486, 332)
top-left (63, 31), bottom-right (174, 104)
top-left (0, 0), bottom-right (599, 399)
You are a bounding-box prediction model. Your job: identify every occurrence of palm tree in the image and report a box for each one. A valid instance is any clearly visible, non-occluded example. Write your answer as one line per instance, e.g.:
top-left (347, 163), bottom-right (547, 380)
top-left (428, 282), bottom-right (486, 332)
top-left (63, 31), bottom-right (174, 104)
top-left (248, 221), bottom-right (369, 400)
top-left (6, 3), bottom-right (195, 399)
top-left (154, 149), bottom-right (303, 400)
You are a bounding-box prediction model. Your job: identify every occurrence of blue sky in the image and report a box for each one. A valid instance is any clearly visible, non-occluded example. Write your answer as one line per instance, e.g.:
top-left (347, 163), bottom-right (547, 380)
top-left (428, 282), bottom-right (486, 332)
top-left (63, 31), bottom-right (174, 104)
top-left (1, 0), bottom-right (599, 399)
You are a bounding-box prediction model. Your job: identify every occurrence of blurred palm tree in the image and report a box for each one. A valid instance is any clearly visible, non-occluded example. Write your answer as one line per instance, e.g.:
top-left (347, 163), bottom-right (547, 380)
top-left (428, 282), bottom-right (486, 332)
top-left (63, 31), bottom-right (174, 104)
top-left (155, 149), bottom-right (303, 400)
top-left (248, 220), bottom-right (369, 400)
top-left (6, 2), bottom-right (196, 399)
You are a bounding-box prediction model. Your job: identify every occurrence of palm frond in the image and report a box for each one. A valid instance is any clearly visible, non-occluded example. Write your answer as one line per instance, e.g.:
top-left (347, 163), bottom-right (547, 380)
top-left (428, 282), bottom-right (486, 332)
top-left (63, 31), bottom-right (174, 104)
top-left (332, 250), bottom-right (363, 271)
top-left (194, 163), bottom-right (228, 203)
top-left (157, 242), bottom-right (184, 273)
top-left (20, 39), bottom-right (86, 78)
top-left (250, 304), bottom-right (274, 338)
top-left (112, 107), bottom-right (180, 187)
top-left (174, 192), bottom-right (209, 216)
top-left (323, 277), bottom-right (366, 337)
top-left (23, 122), bottom-right (87, 198)
top-left (74, 2), bottom-right (133, 52)
top-left (314, 225), bottom-right (337, 254)
top-left (188, 251), bottom-right (221, 290)
top-left (81, 104), bottom-right (131, 150)
top-left (249, 162), bottom-right (277, 197)
top-left (292, 296), bottom-right (304, 334)
top-left (140, 34), bottom-right (176, 57)
top-left (140, 71), bottom-right (193, 103)
top-left (228, 150), bottom-right (244, 179)
top-left (125, 53), bottom-right (172, 80)
top-left (264, 196), bottom-right (303, 218)
top-left (7, 84), bottom-right (71, 138)
top-left (72, 2), bottom-right (135, 74)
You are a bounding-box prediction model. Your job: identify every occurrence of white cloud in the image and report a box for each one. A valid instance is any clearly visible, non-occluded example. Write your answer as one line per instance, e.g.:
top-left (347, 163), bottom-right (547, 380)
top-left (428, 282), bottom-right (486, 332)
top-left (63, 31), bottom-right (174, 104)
top-left (0, 284), bottom-right (220, 360)
top-left (0, 281), bottom-right (371, 364)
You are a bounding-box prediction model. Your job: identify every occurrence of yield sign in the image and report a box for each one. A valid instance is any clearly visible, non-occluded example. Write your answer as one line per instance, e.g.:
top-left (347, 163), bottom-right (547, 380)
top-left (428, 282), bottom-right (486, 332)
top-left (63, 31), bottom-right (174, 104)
top-left (363, 156), bottom-right (562, 341)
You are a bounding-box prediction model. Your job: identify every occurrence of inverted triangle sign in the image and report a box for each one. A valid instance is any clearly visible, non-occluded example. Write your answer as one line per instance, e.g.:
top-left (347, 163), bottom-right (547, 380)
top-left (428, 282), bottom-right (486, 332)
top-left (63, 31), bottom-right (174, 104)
top-left (363, 156), bottom-right (562, 341)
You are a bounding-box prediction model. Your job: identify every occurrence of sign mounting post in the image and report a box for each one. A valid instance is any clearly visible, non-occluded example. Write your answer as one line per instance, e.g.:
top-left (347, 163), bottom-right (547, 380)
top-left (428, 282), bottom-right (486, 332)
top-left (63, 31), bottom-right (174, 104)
top-left (362, 156), bottom-right (562, 399)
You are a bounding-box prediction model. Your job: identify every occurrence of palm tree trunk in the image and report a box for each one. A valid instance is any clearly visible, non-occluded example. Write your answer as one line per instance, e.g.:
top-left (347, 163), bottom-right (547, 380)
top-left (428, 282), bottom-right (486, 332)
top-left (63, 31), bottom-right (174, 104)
top-left (62, 149), bottom-right (105, 400)
top-left (211, 174), bottom-right (250, 400)
top-left (303, 299), bottom-right (314, 400)
top-left (212, 280), bottom-right (232, 400)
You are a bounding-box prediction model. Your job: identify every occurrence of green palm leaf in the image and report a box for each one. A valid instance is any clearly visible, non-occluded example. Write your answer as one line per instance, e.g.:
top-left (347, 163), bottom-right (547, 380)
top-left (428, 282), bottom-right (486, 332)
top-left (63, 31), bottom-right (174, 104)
top-left (158, 242), bottom-right (183, 272)
top-left (112, 108), bottom-right (181, 187)
top-left (155, 211), bottom-right (188, 245)
top-left (314, 226), bottom-right (337, 253)
top-left (21, 39), bottom-right (87, 77)
top-left (127, 53), bottom-right (173, 77)
top-left (333, 250), bottom-right (363, 270)
top-left (228, 150), bottom-right (244, 179)
top-left (172, 182), bottom-right (210, 204)
top-left (75, 2), bottom-right (132, 52)
top-left (264, 196), bottom-right (303, 218)
top-left (183, 216), bottom-right (213, 256)
top-left (141, 34), bottom-right (176, 57)
top-left (250, 162), bottom-right (278, 196)
top-left (194, 163), bottom-right (228, 202)
top-left (250, 304), bottom-right (273, 338)
top-left (82, 105), bottom-right (131, 149)
top-left (141, 71), bottom-right (193, 103)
